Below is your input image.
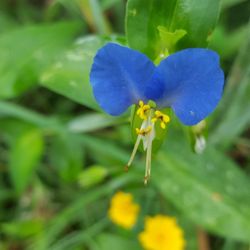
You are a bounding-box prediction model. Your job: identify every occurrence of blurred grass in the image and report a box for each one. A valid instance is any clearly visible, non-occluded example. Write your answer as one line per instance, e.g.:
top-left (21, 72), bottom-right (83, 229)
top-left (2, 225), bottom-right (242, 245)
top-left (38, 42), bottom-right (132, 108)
top-left (0, 0), bottom-right (250, 250)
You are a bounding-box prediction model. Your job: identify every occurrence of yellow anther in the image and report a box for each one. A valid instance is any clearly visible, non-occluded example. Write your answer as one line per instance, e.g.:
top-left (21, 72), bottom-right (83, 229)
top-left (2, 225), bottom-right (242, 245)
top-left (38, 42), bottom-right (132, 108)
top-left (151, 110), bottom-right (170, 129)
top-left (151, 117), bottom-right (157, 123)
top-left (136, 126), bottom-right (152, 136)
top-left (139, 100), bottom-right (144, 107)
top-left (160, 122), bottom-right (166, 129)
top-left (136, 100), bottom-right (151, 120)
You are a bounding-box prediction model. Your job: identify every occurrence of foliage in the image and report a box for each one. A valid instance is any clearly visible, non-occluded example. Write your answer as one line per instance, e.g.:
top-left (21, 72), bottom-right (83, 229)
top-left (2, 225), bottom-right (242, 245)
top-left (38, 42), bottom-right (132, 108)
top-left (0, 0), bottom-right (249, 249)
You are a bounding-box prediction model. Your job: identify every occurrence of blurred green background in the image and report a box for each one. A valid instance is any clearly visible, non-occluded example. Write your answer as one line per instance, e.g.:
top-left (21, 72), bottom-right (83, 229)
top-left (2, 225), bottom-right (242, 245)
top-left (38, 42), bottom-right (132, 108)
top-left (0, 0), bottom-right (250, 249)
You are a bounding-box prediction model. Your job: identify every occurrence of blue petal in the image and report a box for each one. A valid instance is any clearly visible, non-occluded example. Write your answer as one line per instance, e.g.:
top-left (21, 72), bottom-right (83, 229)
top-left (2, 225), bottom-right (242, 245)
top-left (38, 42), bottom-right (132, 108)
top-left (90, 43), bottom-right (155, 116)
top-left (146, 48), bottom-right (224, 125)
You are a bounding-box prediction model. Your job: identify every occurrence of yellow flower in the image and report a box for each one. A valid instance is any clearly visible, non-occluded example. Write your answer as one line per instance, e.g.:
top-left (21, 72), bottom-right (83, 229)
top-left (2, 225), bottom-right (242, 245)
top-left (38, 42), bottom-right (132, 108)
top-left (108, 191), bottom-right (140, 229)
top-left (139, 215), bottom-right (185, 250)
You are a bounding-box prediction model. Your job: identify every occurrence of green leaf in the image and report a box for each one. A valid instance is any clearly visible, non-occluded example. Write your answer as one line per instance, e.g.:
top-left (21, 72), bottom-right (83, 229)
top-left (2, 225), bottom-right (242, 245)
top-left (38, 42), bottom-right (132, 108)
top-left (0, 101), bottom-right (61, 130)
top-left (97, 233), bottom-right (141, 250)
top-left (31, 177), bottom-right (136, 250)
top-left (48, 219), bottom-right (109, 250)
top-left (210, 25), bottom-right (250, 147)
top-left (78, 165), bottom-right (108, 188)
top-left (1, 220), bottom-right (44, 238)
top-left (154, 27), bottom-right (187, 64)
top-left (209, 25), bottom-right (248, 60)
top-left (81, 135), bottom-right (128, 165)
top-left (41, 35), bottom-right (123, 110)
top-left (126, 0), bottom-right (220, 59)
top-left (101, 0), bottom-right (123, 10)
top-left (154, 142), bottom-right (250, 242)
top-left (68, 112), bottom-right (126, 133)
top-left (0, 21), bottom-right (82, 98)
top-left (221, 0), bottom-right (247, 9)
top-left (78, 0), bottom-right (112, 34)
top-left (49, 133), bottom-right (84, 183)
top-left (158, 27), bottom-right (187, 51)
top-left (31, 187), bottom-right (110, 250)
top-left (9, 128), bottom-right (44, 194)
top-left (0, 101), bottom-right (125, 135)
top-left (0, 11), bottom-right (17, 33)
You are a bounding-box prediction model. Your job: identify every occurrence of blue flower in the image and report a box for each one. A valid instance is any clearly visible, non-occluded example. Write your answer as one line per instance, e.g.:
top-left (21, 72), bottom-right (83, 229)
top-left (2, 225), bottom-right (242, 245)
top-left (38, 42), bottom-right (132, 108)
top-left (90, 43), bottom-right (224, 183)
top-left (90, 43), bottom-right (224, 126)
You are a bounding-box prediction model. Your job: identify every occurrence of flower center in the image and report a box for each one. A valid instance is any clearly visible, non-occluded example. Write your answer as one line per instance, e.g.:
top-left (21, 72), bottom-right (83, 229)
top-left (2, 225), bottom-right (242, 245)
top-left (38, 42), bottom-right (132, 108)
top-left (125, 100), bottom-right (170, 184)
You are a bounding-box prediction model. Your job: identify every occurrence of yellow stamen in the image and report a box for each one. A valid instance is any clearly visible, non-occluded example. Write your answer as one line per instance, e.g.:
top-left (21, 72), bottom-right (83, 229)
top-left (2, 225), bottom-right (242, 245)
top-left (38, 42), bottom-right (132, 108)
top-left (151, 110), bottom-right (170, 129)
top-left (136, 101), bottom-right (151, 120)
top-left (160, 122), bottom-right (166, 129)
top-left (126, 102), bottom-right (159, 183)
top-left (136, 126), bottom-right (152, 136)
top-left (151, 117), bottom-right (157, 123)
